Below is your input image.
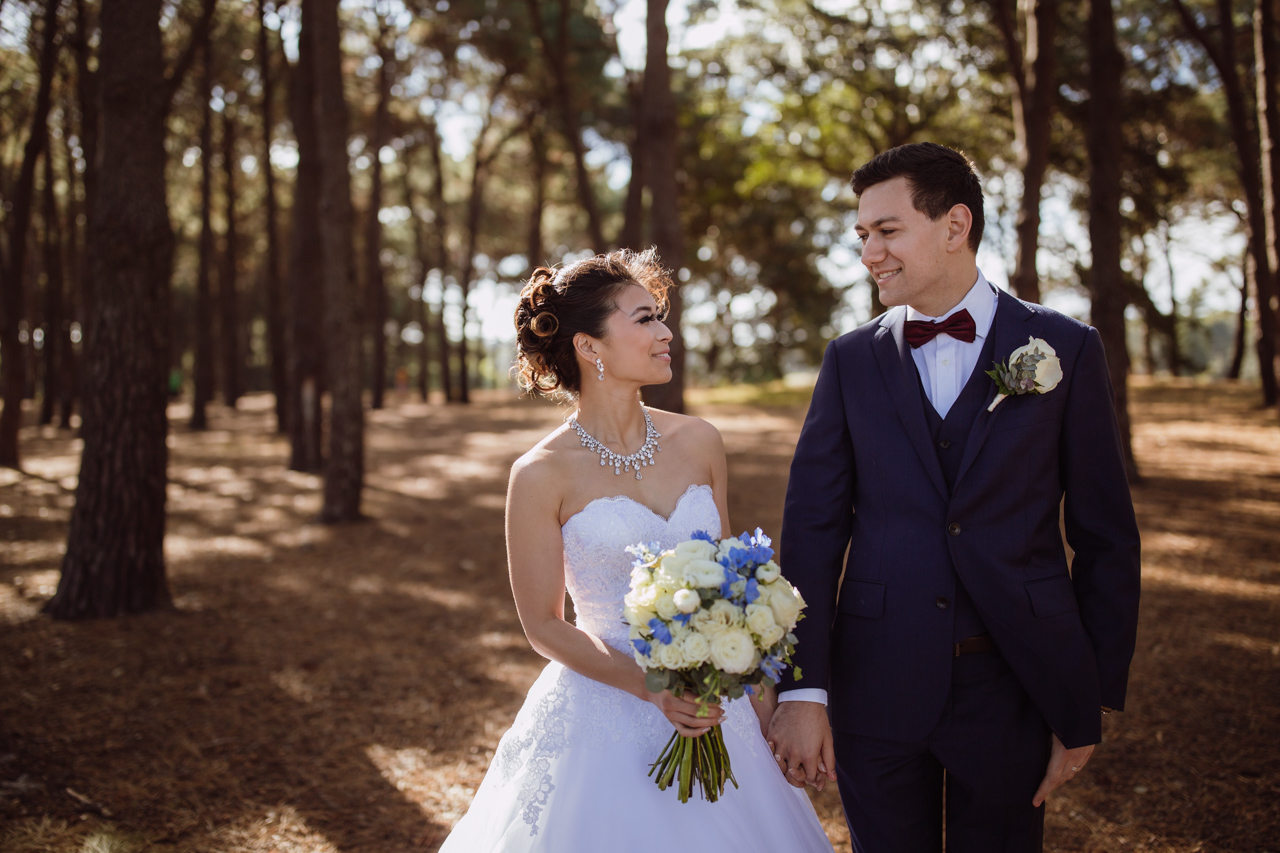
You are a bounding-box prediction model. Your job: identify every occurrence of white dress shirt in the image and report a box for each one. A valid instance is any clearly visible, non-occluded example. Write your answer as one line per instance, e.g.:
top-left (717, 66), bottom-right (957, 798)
top-left (778, 271), bottom-right (999, 706)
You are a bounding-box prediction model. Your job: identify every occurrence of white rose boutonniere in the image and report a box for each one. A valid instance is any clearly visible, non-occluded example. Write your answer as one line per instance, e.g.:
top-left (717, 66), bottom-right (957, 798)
top-left (986, 336), bottom-right (1063, 412)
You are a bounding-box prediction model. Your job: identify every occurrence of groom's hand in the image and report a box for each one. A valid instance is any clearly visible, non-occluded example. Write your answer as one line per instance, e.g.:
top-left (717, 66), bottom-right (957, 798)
top-left (767, 700), bottom-right (837, 792)
top-left (1032, 733), bottom-right (1096, 807)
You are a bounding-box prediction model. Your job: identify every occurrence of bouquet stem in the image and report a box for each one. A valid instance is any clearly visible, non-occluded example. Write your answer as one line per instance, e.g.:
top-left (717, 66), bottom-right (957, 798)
top-left (649, 727), bottom-right (739, 803)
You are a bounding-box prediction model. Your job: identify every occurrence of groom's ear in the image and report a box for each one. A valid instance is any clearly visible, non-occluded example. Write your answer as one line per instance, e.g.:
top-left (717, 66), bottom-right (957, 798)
top-left (945, 203), bottom-right (973, 252)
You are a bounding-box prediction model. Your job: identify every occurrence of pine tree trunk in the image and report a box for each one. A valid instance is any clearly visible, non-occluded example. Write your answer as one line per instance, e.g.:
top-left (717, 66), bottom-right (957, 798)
top-left (528, 122), bottom-right (547, 270)
top-left (365, 18), bottom-right (390, 411)
top-left (40, 138), bottom-right (64, 427)
top-left (191, 38), bottom-right (215, 430)
top-left (0, 0), bottom-right (60, 468)
top-left (71, 0), bottom-right (98, 395)
top-left (620, 76), bottom-right (647, 251)
top-left (1086, 0), bottom-right (1137, 479)
top-left (1257, 0), bottom-right (1280, 412)
top-left (47, 0), bottom-right (174, 619)
top-left (219, 107), bottom-right (243, 408)
top-left (426, 119), bottom-right (454, 402)
top-left (286, 8), bottom-right (324, 472)
top-left (258, 0), bottom-right (287, 432)
top-left (640, 0), bottom-right (685, 413)
top-left (309, 0), bottom-right (364, 521)
top-left (1228, 249), bottom-right (1249, 380)
top-left (58, 106), bottom-right (79, 428)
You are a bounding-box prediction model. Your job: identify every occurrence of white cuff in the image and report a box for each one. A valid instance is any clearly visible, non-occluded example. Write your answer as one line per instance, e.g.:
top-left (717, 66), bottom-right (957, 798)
top-left (777, 688), bottom-right (828, 706)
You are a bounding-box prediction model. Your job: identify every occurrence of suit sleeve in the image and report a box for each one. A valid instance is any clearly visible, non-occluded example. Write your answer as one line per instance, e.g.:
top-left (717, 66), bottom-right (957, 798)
top-left (779, 340), bottom-right (857, 693)
top-left (1059, 327), bottom-right (1142, 711)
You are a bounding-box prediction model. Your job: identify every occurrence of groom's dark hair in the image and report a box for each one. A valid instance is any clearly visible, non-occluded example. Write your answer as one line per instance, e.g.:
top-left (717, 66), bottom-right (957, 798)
top-left (851, 142), bottom-right (985, 252)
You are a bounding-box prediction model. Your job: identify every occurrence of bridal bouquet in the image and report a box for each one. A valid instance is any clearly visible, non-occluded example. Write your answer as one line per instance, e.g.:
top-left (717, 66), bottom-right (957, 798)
top-left (623, 528), bottom-right (806, 803)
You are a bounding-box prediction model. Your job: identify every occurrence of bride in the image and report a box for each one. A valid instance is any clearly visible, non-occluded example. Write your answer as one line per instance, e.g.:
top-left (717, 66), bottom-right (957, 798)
top-left (438, 249), bottom-right (834, 852)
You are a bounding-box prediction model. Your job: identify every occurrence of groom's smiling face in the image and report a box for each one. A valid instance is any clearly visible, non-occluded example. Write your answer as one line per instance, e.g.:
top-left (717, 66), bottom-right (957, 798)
top-left (854, 176), bottom-right (963, 317)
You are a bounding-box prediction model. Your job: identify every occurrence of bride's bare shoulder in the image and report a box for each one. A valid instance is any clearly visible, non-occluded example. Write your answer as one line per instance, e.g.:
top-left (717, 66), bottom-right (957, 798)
top-left (509, 421), bottom-right (578, 492)
top-left (645, 408), bottom-right (724, 452)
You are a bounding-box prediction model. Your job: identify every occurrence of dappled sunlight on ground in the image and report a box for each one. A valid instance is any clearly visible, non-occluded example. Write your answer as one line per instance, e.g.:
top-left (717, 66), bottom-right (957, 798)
top-left (0, 381), bottom-right (1276, 852)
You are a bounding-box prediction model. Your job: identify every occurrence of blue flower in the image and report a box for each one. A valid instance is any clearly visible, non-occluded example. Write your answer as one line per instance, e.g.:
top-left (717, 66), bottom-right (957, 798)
top-left (760, 655), bottom-right (786, 681)
top-left (719, 566), bottom-right (738, 599)
top-left (672, 612), bottom-right (693, 626)
top-left (691, 529), bottom-right (716, 543)
top-left (744, 577), bottom-right (760, 604)
top-left (751, 528), bottom-right (772, 548)
top-left (632, 638), bottom-right (652, 656)
top-left (648, 618), bottom-right (673, 645)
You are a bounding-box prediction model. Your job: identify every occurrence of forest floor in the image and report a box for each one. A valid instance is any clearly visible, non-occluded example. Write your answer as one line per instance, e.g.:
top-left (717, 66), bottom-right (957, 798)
top-left (0, 379), bottom-right (1277, 853)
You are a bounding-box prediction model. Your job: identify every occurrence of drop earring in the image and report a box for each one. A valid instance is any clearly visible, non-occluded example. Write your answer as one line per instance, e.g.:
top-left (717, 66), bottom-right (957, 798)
top-left (596, 358), bottom-right (605, 380)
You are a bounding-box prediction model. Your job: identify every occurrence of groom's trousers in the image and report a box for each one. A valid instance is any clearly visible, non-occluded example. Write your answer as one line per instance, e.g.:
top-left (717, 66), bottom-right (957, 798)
top-left (833, 645), bottom-right (1052, 853)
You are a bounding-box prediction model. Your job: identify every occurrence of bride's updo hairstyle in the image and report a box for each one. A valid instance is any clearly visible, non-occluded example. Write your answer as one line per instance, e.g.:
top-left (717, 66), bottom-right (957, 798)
top-left (515, 248), bottom-right (671, 397)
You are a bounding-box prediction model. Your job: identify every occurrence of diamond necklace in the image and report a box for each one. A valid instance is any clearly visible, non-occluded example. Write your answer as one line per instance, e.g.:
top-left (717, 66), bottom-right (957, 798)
top-left (568, 406), bottom-right (662, 479)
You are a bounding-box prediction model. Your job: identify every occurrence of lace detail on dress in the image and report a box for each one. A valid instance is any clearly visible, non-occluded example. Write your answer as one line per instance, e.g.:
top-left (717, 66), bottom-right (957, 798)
top-left (489, 485), bottom-right (720, 835)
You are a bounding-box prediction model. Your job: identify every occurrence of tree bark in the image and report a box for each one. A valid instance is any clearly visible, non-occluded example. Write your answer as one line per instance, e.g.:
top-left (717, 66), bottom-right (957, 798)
top-left (619, 75), bottom-right (647, 251)
top-left (411, 176), bottom-right (430, 402)
top-left (71, 0), bottom-right (98, 375)
top-left (1086, 0), bottom-right (1136, 479)
top-left (365, 16), bottom-right (391, 410)
top-left (1257, 0), bottom-right (1280, 411)
top-left (309, 0), bottom-right (364, 521)
top-left (1, 0), bottom-right (61, 468)
top-left (47, 0), bottom-right (174, 619)
top-left (40, 130), bottom-right (64, 426)
top-left (58, 101), bottom-right (79, 428)
top-left (258, 0), bottom-right (287, 432)
top-left (219, 106), bottom-right (243, 408)
top-left (528, 120), bottom-right (547, 270)
top-left (1173, 0), bottom-right (1278, 404)
top-left (639, 0), bottom-right (685, 413)
top-left (993, 0), bottom-right (1057, 304)
top-left (425, 118), bottom-right (454, 402)
top-left (1228, 247), bottom-right (1249, 379)
top-left (191, 38), bottom-right (215, 430)
top-left (285, 6), bottom-right (324, 472)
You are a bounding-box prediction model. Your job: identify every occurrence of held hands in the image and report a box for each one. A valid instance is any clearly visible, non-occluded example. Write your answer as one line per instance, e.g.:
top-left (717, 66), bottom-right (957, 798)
top-left (648, 688), bottom-right (723, 737)
top-left (766, 700), bottom-right (837, 792)
top-left (1033, 733), bottom-right (1096, 807)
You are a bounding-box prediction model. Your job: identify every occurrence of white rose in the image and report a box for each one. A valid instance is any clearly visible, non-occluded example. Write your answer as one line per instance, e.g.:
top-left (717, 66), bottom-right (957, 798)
top-left (623, 583), bottom-right (658, 626)
top-left (655, 593), bottom-right (680, 620)
top-left (653, 552), bottom-right (689, 588)
top-left (675, 539), bottom-right (718, 561)
top-left (691, 598), bottom-right (741, 638)
top-left (673, 588), bottom-right (701, 614)
top-left (755, 560), bottom-right (782, 584)
top-left (630, 565), bottom-right (653, 586)
top-left (709, 627), bottom-right (758, 674)
top-left (680, 631), bottom-right (712, 666)
top-left (745, 602), bottom-right (778, 637)
top-left (716, 537), bottom-right (746, 560)
top-left (656, 639), bottom-right (686, 670)
top-left (764, 581), bottom-right (803, 629)
top-left (1010, 336), bottom-right (1063, 393)
top-left (709, 599), bottom-right (745, 627)
top-left (685, 558), bottom-right (727, 589)
top-left (757, 622), bottom-right (786, 649)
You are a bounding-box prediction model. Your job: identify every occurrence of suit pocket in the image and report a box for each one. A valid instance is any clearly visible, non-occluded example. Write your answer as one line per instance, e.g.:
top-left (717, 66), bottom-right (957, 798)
top-left (1025, 575), bottom-right (1078, 617)
top-left (839, 579), bottom-right (886, 618)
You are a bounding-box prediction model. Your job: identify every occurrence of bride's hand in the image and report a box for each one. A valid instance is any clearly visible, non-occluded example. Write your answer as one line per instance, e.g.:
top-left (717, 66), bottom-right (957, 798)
top-left (648, 689), bottom-right (723, 737)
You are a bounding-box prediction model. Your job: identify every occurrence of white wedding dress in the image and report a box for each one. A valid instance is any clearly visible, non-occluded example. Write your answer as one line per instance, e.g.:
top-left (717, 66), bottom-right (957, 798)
top-left (438, 484), bottom-right (834, 852)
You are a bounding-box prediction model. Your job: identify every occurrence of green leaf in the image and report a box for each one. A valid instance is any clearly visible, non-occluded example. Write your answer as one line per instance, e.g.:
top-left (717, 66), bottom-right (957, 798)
top-left (645, 670), bottom-right (668, 694)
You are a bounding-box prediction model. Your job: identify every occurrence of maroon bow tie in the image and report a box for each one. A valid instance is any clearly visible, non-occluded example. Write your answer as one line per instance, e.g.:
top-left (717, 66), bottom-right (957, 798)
top-left (904, 309), bottom-right (977, 348)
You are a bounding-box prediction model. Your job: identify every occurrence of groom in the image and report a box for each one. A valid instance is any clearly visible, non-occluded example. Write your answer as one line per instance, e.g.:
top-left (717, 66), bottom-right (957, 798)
top-left (768, 142), bottom-right (1141, 852)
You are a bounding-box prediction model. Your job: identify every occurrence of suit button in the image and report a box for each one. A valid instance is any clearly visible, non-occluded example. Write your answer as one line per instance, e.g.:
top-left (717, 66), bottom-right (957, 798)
top-left (948, 523), bottom-right (961, 536)
top-left (939, 439), bottom-right (952, 449)
top-left (936, 596), bottom-right (951, 609)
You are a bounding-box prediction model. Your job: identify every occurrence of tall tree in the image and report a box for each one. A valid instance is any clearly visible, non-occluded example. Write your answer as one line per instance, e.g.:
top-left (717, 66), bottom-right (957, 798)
top-left (258, 0), bottom-right (287, 432)
top-left (424, 117), bottom-right (455, 402)
top-left (365, 13), bottom-right (391, 410)
top-left (40, 124), bottom-right (65, 427)
top-left (218, 105), bottom-right (243, 407)
top-left (191, 36), bottom-right (216, 430)
top-left (1172, 0), bottom-right (1279, 405)
top-left (309, 0), bottom-right (364, 521)
top-left (991, 0), bottom-right (1058, 304)
top-left (285, 3), bottom-right (324, 472)
top-left (47, 0), bottom-right (215, 619)
top-left (639, 0), bottom-right (685, 413)
top-left (1257, 0), bottom-right (1280, 414)
top-left (1086, 0), bottom-right (1136, 478)
top-left (1, 0), bottom-right (61, 469)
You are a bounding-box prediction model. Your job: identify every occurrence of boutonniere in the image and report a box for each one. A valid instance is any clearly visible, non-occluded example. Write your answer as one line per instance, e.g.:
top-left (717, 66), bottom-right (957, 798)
top-left (986, 336), bottom-right (1063, 412)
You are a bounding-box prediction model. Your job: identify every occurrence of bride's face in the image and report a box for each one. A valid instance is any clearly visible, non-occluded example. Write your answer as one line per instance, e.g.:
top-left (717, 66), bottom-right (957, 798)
top-left (585, 283), bottom-right (672, 386)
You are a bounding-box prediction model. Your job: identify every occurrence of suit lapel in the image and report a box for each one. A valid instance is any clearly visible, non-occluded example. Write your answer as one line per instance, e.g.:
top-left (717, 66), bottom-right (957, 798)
top-left (873, 308), bottom-right (949, 500)
top-left (953, 289), bottom-right (1036, 488)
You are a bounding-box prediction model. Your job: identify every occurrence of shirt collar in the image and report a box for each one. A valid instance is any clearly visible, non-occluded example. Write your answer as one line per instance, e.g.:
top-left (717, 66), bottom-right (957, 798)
top-left (904, 269), bottom-right (998, 340)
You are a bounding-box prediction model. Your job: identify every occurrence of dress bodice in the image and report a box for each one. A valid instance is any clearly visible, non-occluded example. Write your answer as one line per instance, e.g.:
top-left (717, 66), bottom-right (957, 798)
top-left (561, 484), bottom-right (720, 652)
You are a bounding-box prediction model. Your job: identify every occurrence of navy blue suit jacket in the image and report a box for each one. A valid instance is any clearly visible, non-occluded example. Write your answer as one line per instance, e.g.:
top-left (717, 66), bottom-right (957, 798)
top-left (778, 289), bottom-right (1141, 749)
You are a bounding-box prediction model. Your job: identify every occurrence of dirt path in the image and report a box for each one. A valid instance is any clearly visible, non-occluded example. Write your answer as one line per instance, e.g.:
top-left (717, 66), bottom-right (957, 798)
top-left (1, 381), bottom-right (1277, 852)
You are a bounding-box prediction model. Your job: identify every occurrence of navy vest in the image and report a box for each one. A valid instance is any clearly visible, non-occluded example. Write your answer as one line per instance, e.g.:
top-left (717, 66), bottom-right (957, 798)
top-left (917, 330), bottom-right (997, 642)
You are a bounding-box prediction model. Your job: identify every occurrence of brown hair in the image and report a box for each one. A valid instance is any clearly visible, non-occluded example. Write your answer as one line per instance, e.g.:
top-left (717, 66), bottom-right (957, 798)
top-left (514, 248), bottom-right (672, 397)
top-left (850, 142), bottom-right (985, 252)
